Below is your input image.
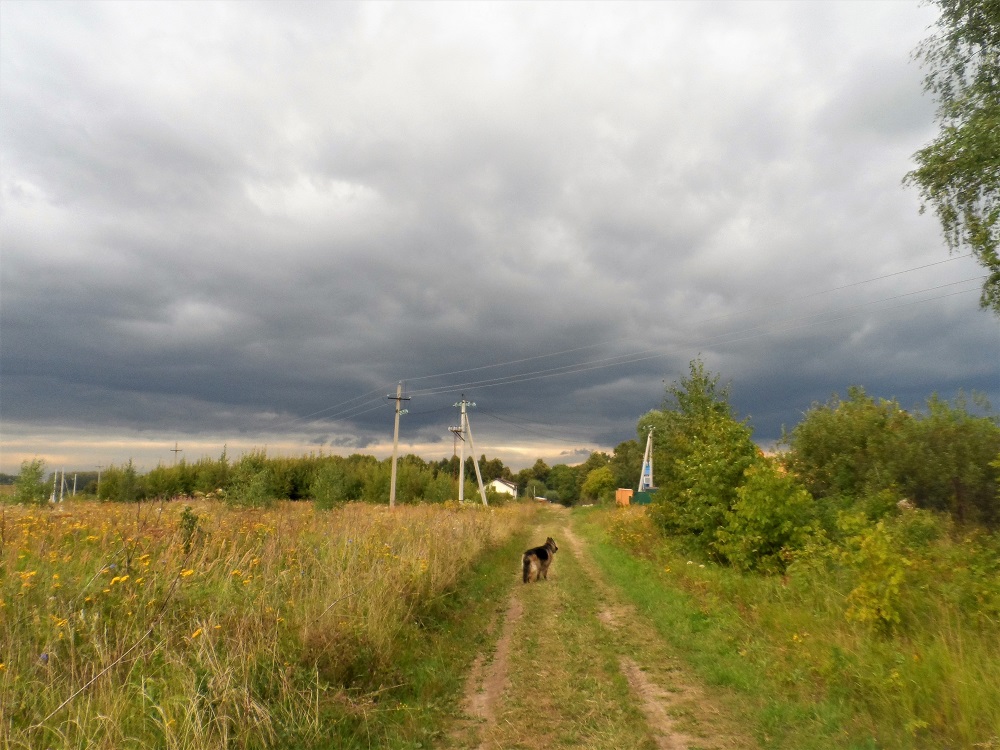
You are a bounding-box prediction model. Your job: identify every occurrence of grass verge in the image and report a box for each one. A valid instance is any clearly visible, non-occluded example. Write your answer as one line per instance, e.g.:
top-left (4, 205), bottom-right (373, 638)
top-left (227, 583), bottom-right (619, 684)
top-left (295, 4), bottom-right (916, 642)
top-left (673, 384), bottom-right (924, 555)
top-left (576, 506), bottom-right (1000, 749)
top-left (574, 508), bottom-right (899, 750)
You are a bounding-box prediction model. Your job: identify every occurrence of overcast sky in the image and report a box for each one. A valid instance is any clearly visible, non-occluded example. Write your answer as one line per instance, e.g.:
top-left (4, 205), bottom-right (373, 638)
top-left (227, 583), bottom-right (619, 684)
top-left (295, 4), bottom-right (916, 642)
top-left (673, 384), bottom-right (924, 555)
top-left (1, 0), bottom-right (997, 475)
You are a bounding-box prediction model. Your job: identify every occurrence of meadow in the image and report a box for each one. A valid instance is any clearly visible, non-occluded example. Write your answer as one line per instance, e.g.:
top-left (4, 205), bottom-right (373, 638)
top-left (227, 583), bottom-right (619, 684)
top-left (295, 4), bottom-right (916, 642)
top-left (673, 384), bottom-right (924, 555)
top-left (1, 500), bottom-right (533, 749)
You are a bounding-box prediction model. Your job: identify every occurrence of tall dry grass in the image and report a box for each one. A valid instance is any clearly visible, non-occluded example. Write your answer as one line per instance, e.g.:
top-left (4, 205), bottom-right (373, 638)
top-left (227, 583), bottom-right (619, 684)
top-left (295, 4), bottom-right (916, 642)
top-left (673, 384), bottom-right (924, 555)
top-left (1, 500), bottom-right (530, 749)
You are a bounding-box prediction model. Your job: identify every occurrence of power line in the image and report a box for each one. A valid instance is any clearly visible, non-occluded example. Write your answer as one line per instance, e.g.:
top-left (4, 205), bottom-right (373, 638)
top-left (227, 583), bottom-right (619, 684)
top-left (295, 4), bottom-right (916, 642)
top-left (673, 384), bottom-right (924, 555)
top-left (400, 281), bottom-right (986, 399)
top-left (397, 253), bottom-right (977, 387)
top-left (267, 260), bottom-right (986, 432)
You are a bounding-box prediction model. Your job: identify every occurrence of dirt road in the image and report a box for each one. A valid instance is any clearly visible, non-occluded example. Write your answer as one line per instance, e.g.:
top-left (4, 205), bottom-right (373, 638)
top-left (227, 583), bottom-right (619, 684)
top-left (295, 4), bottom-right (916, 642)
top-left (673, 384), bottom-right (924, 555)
top-left (446, 508), bottom-right (754, 750)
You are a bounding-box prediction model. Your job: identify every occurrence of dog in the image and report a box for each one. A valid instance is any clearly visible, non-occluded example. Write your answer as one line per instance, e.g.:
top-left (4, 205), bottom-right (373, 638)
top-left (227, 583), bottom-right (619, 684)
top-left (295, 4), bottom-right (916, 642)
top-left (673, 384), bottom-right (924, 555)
top-left (522, 537), bottom-right (558, 583)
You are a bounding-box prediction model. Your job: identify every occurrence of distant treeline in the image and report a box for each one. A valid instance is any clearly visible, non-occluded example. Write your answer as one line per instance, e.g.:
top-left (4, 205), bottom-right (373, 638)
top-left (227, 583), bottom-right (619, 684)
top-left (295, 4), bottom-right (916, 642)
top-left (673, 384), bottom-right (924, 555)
top-left (11, 443), bottom-right (644, 508)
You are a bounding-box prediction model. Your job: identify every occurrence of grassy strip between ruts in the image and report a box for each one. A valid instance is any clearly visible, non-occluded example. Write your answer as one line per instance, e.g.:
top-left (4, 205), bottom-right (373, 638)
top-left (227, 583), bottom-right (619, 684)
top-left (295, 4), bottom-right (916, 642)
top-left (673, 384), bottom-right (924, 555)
top-left (574, 508), bottom-right (888, 750)
top-left (307, 518), bottom-right (537, 750)
top-left (460, 509), bottom-right (659, 750)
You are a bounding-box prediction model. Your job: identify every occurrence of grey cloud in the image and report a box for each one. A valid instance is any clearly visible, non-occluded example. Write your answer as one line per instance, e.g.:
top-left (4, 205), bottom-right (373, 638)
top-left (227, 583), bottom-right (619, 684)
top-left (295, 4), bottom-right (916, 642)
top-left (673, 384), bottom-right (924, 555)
top-left (1, 2), bottom-right (996, 474)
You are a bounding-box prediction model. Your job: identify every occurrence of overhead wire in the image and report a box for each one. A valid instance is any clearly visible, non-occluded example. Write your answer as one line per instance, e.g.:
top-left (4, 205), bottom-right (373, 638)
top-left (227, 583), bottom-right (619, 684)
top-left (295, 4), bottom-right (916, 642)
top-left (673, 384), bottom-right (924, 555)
top-left (397, 279), bottom-right (986, 399)
top-left (278, 256), bottom-right (987, 430)
top-left (397, 253), bottom-right (977, 387)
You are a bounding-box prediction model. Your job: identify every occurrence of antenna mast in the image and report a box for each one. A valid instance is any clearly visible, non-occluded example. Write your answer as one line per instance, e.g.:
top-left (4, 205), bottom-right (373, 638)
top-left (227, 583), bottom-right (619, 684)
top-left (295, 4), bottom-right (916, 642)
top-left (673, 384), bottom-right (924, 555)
top-left (638, 427), bottom-right (655, 492)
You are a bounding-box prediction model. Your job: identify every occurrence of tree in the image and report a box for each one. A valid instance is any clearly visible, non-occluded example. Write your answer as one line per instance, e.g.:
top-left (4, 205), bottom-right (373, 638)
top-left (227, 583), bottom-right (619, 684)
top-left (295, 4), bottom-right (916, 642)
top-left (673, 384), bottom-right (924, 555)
top-left (573, 451), bottom-right (611, 499)
top-left (547, 464), bottom-right (580, 505)
top-left (905, 0), bottom-right (1000, 314)
top-left (580, 466), bottom-right (616, 502)
top-left (644, 359), bottom-right (763, 552)
top-left (13, 459), bottom-right (48, 506)
top-left (783, 387), bottom-right (911, 500)
top-left (609, 439), bottom-right (642, 491)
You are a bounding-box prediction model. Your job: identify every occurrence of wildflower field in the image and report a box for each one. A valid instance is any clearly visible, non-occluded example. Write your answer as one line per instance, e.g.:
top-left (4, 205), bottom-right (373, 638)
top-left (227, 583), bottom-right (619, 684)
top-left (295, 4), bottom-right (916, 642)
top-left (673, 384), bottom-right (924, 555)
top-left (1, 500), bottom-right (532, 749)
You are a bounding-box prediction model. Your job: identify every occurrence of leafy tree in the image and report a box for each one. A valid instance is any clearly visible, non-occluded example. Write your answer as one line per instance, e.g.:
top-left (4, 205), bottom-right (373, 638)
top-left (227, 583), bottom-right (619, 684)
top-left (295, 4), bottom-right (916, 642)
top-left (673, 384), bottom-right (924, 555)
top-left (905, 0), bottom-right (1000, 313)
top-left (580, 465), bottom-right (616, 502)
top-left (783, 387), bottom-right (911, 500)
top-left (547, 464), bottom-right (580, 505)
top-left (523, 478), bottom-right (548, 500)
top-left (227, 451), bottom-right (277, 507)
top-left (516, 459), bottom-right (551, 491)
top-left (194, 449), bottom-right (230, 494)
top-left (894, 394), bottom-right (1000, 525)
top-left (423, 471), bottom-right (455, 503)
top-left (311, 459), bottom-right (355, 509)
top-left (664, 410), bottom-right (760, 550)
top-left (144, 462), bottom-right (188, 499)
top-left (573, 451), bottom-right (611, 498)
top-left (785, 388), bottom-right (1000, 527)
top-left (644, 359), bottom-right (762, 551)
top-left (478, 455), bottom-right (510, 483)
top-left (13, 459), bottom-right (48, 506)
top-left (99, 460), bottom-right (140, 502)
top-left (609, 439), bottom-right (642, 491)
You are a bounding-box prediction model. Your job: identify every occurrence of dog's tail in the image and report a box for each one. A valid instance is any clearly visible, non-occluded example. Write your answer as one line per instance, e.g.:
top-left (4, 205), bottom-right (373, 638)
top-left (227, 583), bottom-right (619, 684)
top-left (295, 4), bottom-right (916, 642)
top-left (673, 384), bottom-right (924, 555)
top-left (522, 554), bottom-right (531, 584)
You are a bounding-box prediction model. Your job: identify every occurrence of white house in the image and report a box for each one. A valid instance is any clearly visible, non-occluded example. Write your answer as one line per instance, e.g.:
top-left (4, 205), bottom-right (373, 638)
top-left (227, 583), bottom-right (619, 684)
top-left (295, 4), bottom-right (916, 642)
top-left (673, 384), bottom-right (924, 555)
top-left (488, 478), bottom-right (518, 498)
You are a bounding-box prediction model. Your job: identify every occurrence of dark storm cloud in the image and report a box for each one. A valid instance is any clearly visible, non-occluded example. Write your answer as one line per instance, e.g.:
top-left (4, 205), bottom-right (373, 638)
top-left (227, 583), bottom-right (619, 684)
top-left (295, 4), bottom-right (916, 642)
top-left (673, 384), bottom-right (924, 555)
top-left (1, 1), bottom-right (997, 473)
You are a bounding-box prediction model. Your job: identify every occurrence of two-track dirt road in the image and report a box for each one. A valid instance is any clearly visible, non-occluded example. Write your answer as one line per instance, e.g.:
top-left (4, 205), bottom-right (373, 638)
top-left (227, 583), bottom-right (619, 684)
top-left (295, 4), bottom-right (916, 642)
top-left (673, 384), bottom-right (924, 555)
top-left (445, 507), bottom-right (755, 750)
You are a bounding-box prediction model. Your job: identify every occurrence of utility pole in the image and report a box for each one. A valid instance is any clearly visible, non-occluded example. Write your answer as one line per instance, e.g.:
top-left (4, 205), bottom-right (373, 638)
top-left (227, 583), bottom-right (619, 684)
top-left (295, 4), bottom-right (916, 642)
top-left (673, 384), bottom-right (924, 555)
top-left (464, 409), bottom-right (489, 506)
top-left (171, 442), bottom-right (182, 466)
top-left (96, 465), bottom-right (103, 498)
top-left (387, 382), bottom-right (410, 508)
top-left (452, 396), bottom-right (488, 506)
top-left (449, 424), bottom-right (465, 500)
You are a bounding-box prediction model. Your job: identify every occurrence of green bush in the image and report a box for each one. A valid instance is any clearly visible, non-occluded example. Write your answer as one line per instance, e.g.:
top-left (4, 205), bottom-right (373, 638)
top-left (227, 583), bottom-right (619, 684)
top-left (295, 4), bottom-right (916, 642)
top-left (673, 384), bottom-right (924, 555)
top-left (311, 461), bottom-right (348, 509)
top-left (13, 459), bottom-right (49, 506)
top-left (227, 450), bottom-right (277, 508)
top-left (714, 461), bottom-right (818, 573)
top-left (784, 389), bottom-right (1000, 526)
top-left (98, 460), bottom-right (140, 502)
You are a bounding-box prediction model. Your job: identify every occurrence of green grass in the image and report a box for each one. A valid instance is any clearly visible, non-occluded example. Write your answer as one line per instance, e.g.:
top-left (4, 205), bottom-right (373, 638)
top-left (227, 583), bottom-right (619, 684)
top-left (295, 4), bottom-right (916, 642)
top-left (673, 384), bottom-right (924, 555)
top-left (574, 506), bottom-right (1000, 750)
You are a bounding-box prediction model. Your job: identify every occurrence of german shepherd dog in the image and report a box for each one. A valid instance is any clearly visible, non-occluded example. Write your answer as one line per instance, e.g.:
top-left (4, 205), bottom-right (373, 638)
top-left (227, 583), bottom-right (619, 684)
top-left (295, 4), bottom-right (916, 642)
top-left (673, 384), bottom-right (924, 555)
top-left (522, 537), bottom-right (558, 583)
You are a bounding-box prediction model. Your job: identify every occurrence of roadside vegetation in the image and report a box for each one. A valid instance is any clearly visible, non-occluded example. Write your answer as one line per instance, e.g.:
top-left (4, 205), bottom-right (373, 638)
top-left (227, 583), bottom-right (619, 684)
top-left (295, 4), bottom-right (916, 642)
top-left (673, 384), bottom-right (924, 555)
top-left (591, 359), bottom-right (1000, 748)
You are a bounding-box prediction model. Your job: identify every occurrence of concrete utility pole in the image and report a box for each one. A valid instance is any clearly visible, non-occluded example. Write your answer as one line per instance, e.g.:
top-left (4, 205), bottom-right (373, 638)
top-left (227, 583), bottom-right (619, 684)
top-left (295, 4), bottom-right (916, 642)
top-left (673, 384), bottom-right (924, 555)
top-left (171, 442), bottom-right (182, 466)
top-left (96, 465), bottom-right (103, 498)
top-left (387, 382), bottom-right (410, 508)
top-left (452, 396), bottom-right (488, 506)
